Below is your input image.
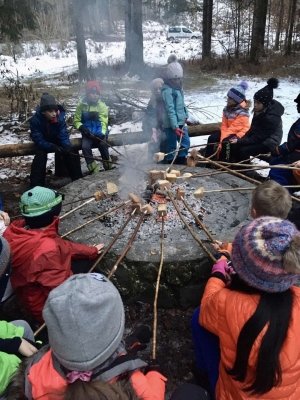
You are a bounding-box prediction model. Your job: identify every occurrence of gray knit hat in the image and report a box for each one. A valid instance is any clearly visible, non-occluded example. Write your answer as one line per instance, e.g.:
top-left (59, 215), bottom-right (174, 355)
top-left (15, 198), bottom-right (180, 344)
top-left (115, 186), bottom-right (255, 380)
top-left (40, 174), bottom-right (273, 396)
top-left (40, 93), bottom-right (58, 112)
top-left (163, 54), bottom-right (183, 79)
top-left (0, 237), bottom-right (10, 277)
top-left (43, 273), bottom-right (125, 371)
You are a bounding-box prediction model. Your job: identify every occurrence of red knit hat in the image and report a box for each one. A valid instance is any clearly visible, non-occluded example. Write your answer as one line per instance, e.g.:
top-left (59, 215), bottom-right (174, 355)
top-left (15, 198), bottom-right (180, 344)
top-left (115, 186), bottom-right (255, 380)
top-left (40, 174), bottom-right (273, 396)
top-left (85, 81), bottom-right (101, 95)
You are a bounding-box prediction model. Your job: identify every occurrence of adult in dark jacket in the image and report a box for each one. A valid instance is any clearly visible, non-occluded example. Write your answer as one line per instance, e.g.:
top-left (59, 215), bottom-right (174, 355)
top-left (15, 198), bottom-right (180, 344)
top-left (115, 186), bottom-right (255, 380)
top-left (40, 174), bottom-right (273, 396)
top-left (30, 93), bottom-right (82, 187)
top-left (269, 93), bottom-right (300, 186)
top-left (234, 78), bottom-right (284, 162)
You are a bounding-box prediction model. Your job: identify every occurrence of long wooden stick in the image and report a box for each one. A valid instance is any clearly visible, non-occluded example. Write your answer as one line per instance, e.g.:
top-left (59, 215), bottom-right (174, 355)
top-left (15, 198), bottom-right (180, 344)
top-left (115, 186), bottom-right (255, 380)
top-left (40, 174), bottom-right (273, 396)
top-left (196, 154), bottom-right (300, 203)
top-left (88, 208), bottom-right (137, 273)
top-left (61, 200), bottom-right (130, 238)
top-left (167, 191), bottom-right (216, 263)
top-left (202, 185), bottom-right (300, 194)
top-left (60, 198), bottom-right (95, 220)
top-left (152, 219), bottom-right (164, 360)
top-left (107, 211), bottom-right (147, 279)
top-left (211, 160), bottom-right (300, 171)
top-left (166, 134), bottom-right (183, 173)
top-left (180, 196), bottom-right (215, 242)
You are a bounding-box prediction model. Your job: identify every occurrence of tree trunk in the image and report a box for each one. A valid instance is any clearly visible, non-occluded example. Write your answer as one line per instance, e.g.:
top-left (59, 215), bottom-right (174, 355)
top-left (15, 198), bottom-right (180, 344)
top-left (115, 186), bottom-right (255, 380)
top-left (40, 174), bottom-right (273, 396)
top-left (274, 0), bottom-right (284, 50)
top-left (125, 0), bottom-right (144, 75)
top-left (249, 0), bottom-right (268, 63)
top-left (285, 0), bottom-right (297, 55)
top-left (202, 0), bottom-right (213, 59)
top-left (73, 0), bottom-right (88, 81)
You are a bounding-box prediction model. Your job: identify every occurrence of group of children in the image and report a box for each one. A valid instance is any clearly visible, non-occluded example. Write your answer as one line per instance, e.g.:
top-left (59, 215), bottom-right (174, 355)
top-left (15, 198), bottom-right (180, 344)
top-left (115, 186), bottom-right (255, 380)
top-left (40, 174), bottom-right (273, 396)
top-left (0, 177), bottom-right (300, 399)
top-left (29, 81), bottom-right (113, 188)
top-left (0, 55), bottom-right (300, 399)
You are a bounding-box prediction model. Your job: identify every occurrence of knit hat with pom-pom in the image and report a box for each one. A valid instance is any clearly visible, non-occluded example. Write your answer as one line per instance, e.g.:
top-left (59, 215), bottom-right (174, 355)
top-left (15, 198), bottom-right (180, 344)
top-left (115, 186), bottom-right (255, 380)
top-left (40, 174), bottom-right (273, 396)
top-left (163, 54), bottom-right (183, 79)
top-left (227, 81), bottom-right (248, 104)
top-left (254, 78), bottom-right (279, 107)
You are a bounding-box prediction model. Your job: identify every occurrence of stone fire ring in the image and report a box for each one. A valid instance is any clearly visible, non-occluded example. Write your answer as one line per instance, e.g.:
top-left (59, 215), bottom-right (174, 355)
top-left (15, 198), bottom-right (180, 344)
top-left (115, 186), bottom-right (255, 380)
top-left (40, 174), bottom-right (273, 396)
top-left (60, 164), bottom-right (252, 307)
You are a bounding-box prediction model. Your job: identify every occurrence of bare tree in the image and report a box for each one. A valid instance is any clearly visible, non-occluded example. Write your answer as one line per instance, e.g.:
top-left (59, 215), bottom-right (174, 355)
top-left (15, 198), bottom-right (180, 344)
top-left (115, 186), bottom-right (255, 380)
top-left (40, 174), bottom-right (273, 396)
top-left (125, 0), bottom-right (144, 74)
top-left (202, 0), bottom-right (213, 59)
top-left (72, 0), bottom-right (88, 81)
top-left (249, 0), bottom-right (268, 63)
top-left (285, 0), bottom-right (297, 55)
top-left (274, 0), bottom-right (284, 50)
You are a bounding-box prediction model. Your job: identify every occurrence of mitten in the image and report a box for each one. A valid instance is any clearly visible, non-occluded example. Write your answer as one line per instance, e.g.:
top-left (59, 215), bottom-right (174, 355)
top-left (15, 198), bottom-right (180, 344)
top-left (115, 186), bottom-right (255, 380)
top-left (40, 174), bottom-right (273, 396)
top-left (174, 128), bottom-right (183, 138)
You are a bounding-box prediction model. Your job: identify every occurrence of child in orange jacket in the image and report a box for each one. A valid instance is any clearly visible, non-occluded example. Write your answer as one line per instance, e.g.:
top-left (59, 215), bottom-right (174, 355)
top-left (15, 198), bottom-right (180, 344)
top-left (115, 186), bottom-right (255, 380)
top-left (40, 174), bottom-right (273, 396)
top-left (204, 81), bottom-right (250, 161)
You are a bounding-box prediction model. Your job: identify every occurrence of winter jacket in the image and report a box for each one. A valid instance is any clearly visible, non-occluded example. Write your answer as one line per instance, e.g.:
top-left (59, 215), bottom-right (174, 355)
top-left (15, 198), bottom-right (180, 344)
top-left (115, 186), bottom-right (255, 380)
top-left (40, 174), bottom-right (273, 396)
top-left (30, 105), bottom-right (71, 152)
top-left (200, 277), bottom-right (300, 400)
top-left (74, 98), bottom-right (109, 138)
top-left (273, 117), bottom-right (300, 164)
top-left (23, 349), bottom-right (166, 400)
top-left (143, 94), bottom-right (165, 135)
top-left (0, 321), bottom-right (24, 395)
top-left (161, 84), bottom-right (188, 129)
top-left (3, 218), bottom-right (98, 322)
top-left (220, 101), bottom-right (250, 143)
top-left (238, 100), bottom-right (284, 151)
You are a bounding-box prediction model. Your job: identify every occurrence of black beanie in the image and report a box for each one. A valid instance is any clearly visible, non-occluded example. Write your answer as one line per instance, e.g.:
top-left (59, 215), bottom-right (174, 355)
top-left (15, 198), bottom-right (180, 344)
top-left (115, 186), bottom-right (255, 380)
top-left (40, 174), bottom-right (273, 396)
top-left (40, 93), bottom-right (58, 112)
top-left (254, 78), bottom-right (279, 107)
top-left (294, 93), bottom-right (300, 104)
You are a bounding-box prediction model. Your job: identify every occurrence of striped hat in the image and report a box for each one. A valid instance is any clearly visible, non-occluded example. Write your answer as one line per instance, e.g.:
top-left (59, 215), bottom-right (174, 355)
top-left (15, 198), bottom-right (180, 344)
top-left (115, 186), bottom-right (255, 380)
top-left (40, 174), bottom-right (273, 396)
top-left (227, 81), bottom-right (248, 104)
top-left (231, 216), bottom-right (300, 292)
top-left (20, 186), bottom-right (63, 217)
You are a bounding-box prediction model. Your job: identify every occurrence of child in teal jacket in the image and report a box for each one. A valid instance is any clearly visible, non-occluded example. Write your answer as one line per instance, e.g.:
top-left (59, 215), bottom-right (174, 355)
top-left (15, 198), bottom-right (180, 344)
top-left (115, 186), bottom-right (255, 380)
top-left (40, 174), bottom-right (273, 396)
top-left (161, 55), bottom-right (190, 164)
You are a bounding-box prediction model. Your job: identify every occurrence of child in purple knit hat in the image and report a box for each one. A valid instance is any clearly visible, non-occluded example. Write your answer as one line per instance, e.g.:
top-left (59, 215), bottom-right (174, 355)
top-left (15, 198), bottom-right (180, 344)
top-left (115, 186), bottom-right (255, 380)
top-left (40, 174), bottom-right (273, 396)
top-left (193, 216), bottom-right (300, 400)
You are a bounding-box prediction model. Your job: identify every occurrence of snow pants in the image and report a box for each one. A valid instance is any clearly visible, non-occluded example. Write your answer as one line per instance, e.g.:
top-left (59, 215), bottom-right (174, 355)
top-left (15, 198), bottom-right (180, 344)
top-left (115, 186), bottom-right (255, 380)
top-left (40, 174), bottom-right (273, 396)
top-left (164, 126), bottom-right (190, 162)
top-left (82, 135), bottom-right (110, 167)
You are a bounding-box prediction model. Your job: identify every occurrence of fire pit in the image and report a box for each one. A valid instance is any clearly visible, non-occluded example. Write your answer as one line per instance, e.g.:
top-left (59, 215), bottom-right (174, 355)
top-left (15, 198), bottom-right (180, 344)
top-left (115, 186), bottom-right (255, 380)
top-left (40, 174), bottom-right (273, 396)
top-left (60, 162), bottom-right (251, 307)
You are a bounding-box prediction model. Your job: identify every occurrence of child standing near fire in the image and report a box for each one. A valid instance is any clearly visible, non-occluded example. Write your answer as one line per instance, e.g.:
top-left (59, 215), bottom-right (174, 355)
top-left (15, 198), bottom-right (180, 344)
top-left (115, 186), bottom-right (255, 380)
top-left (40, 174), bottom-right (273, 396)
top-left (161, 55), bottom-right (190, 165)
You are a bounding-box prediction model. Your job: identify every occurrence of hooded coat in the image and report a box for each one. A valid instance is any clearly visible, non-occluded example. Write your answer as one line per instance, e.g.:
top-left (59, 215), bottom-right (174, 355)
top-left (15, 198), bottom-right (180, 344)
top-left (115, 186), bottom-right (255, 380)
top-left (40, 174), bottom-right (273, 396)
top-left (3, 218), bottom-right (98, 322)
top-left (238, 100), bottom-right (284, 151)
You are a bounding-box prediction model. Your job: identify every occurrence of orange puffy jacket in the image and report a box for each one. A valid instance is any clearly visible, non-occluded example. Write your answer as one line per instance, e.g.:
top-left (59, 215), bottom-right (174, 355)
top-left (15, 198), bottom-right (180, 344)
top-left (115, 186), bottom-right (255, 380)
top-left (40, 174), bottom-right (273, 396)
top-left (220, 101), bottom-right (250, 143)
top-left (27, 350), bottom-right (166, 400)
top-left (200, 277), bottom-right (300, 400)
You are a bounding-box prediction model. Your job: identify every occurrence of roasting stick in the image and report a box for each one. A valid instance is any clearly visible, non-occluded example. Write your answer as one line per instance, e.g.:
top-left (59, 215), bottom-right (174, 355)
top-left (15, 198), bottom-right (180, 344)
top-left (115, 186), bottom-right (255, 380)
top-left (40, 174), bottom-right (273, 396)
top-left (107, 210), bottom-right (147, 279)
top-left (61, 200), bottom-right (131, 238)
top-left (35, 208), bottom-right (138, 337)
top-left (167, 191), bottom-right (216, 263)
top-left (166, 134), bottom-right (183, 173)
top-left (152, 218), bottom-right (165, 360)
top-left (194, 185), bottom-right (300, 197)
top-left (179, 196), bottom-right (215, 243)
top-left (195, 154), bottom-right (300, 203)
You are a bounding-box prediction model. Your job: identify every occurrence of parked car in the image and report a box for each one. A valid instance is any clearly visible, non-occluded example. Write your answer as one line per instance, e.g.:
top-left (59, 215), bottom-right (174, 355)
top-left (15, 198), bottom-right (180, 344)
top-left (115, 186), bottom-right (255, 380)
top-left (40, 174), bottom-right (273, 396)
top-left (167, 26), bottom-right (201, 40)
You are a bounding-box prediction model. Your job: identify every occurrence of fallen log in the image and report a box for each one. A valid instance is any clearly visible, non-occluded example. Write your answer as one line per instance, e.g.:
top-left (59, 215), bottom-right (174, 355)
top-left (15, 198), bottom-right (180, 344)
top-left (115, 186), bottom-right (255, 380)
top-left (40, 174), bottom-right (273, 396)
top-left (0, 123), bottom-right (220, 158)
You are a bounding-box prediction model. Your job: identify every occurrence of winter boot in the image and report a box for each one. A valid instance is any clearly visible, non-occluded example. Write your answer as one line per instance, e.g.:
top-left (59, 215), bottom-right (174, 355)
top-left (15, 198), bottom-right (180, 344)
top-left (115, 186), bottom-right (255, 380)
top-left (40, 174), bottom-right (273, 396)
top-left (103, 159), bottom-right (115, 171)
top-left (87, 161), bottom-right (100, 174)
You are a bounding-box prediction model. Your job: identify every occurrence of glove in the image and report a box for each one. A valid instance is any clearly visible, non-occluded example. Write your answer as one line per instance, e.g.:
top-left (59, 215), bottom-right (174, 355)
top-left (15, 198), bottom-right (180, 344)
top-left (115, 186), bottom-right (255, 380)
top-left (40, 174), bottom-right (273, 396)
top-left (174, 128), bottom-right (183, 138)
top-left (144, 357), bottom-right (167, 376)
top-left (79, 125), bottom-right (92, 137)
top-left (211, 258), bottom-right (235, 283)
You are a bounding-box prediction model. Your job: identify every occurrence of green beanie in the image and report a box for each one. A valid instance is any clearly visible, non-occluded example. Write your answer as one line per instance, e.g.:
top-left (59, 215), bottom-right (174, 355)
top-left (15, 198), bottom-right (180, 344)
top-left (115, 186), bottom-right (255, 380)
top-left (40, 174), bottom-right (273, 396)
top-left (20, 186), bottom-right (63, 217)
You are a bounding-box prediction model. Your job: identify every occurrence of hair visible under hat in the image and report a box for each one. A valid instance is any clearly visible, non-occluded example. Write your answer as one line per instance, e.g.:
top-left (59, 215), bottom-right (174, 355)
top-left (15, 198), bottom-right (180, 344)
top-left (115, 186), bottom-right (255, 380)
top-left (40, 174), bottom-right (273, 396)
top-left (254, 78), bottom-right (279, 107)
top-left (43, 273), bottom-right (125, 371)
top-left (227, 81), bottom-right (248, 104)
top-left (40, 93), bottom-right (58, 112)
top-left (231, 216), bottom-right (300, 293)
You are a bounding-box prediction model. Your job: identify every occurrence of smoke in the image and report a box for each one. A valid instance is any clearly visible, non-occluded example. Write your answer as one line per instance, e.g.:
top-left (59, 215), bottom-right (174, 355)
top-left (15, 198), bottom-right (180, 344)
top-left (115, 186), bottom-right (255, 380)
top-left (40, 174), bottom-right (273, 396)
top-left (118, 143), bottom-right (150, 199)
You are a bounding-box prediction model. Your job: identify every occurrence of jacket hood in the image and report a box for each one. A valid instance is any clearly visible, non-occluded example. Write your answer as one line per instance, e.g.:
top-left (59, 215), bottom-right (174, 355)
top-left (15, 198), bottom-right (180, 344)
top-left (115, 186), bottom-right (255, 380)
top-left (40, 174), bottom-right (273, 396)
top-left (266, 99), bottom-right (285, 117)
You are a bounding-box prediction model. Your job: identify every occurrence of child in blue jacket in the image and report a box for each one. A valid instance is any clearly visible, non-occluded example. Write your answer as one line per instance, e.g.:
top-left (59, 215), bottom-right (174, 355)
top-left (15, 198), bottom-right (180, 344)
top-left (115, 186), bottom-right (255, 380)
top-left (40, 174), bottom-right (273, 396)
top-left (161, 55), bottom-right (190, 164)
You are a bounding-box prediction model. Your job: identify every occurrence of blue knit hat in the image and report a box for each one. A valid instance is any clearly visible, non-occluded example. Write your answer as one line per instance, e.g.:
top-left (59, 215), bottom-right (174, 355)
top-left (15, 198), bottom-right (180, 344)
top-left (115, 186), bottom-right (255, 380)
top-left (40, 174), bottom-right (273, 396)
top-left (227, 81), bottom-right (248, 104)
top-left (231, 217), bottom-right (300, 293)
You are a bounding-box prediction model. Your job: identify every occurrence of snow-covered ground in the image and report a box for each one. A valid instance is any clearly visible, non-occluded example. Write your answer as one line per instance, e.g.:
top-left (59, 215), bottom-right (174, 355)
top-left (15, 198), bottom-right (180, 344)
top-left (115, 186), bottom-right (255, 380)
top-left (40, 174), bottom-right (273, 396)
top-left (0, 20), bottom-right (299, 181)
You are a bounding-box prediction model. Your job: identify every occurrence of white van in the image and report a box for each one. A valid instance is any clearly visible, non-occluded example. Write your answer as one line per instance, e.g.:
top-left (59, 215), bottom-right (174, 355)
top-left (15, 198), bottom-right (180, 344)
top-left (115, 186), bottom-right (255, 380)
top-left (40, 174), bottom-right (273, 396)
top-left (167, 26), bottom-right (201, 40)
